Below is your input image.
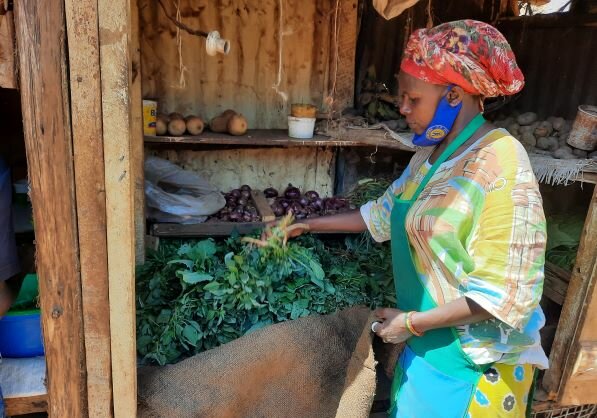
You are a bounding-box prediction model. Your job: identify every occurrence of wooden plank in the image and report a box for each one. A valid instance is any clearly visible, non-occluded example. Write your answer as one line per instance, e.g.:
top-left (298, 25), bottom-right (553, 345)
top-left (560, 342), bottom-right (597, 405)
top-left (13, 0), bottom-right (88, 416)
top-left (543, 261), bottom-right (571, 306)
top-left (152, 221), bottom-right (266, 237)
top-left (4, 394), bottom-right (48, 416)
top-left (151, 222), bottom-right (361, 237)
top-left (326, 0), bottom-right (358, 113)
top-left (0, 11), bottom-right (17, 89)
top-left (140, 0), bottom-right (335, 129)
top-left (251, 190), bottom-right (276, 222)
top-left (544, 185), bottom-right (597, 400)
top-left (131, 0), bottom-right (146, 265)
top-left (97, 0), bottom-right (138, 415)
top-left (145, 129), bottom-right (416, 151)
top-left (63, 0), bottom-right (114, 415)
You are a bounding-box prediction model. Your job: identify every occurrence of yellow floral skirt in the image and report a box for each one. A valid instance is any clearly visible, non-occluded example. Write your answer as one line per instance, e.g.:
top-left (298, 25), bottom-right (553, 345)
top-left (468, 363), bottom-right (535, 418)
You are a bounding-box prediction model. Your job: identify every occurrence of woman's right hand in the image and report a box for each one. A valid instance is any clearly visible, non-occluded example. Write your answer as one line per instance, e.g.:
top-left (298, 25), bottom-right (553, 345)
top-left (261, 219), bottom-right (310, 241)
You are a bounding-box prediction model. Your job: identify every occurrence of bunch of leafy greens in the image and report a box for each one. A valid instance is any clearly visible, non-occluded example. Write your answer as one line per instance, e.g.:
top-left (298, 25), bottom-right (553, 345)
top-left (545, 214), bottom-right (584, 271)
top-left (136, 224), bottom-right (394, 365)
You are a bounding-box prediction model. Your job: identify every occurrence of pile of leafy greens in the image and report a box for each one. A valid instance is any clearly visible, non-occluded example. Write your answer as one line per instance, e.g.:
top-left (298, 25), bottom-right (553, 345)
top-left (136, 221), bottom-right (394, 365)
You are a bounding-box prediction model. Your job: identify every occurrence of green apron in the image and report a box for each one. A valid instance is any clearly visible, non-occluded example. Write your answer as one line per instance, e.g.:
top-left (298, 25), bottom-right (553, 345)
top-left (389, 114), bottom-right (489, 418)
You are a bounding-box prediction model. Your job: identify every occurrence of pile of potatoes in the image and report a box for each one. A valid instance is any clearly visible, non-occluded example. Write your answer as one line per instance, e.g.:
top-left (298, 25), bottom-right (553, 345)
top-left (494, 112), bottom-right (597, 160)
top-left (156, 113), bottom-right (205, 136)
top-left (155, 109), bottom-right (248, 137)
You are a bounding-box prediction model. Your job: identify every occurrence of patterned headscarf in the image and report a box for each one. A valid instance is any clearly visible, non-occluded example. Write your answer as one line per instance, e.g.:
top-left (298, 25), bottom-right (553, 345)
top-left (400, 20), bottom-right (524, 97)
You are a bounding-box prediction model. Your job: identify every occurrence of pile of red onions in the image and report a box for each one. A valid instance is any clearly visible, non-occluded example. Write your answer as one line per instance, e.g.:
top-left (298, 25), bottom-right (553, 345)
top-left (268, 184), bottom-right (351, 220)
top-left (212, 185), bottom-right (260, 222)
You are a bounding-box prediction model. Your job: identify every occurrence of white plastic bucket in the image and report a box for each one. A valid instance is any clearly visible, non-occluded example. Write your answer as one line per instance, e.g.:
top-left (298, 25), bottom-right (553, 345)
top-left (288, 116), bottom-right (316, 139)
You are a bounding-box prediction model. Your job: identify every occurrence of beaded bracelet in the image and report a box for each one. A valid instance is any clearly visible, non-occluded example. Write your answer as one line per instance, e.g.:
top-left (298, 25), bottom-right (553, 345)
top-left (405, 311), bottom-right (424, 337)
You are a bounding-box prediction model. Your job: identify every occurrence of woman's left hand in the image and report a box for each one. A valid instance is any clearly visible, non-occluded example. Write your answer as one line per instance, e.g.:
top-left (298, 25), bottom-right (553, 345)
top-left (372, 308), bottom-right (412, 344)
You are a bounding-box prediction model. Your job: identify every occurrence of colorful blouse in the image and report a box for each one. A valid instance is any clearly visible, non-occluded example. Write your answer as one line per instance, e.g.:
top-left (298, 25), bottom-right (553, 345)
top-left (361, 129), bottom-right (549, 368)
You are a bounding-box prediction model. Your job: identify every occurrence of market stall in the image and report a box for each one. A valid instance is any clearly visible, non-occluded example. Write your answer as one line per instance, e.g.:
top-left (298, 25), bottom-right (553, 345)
top-left (2, 0), bottom-right (597, 417)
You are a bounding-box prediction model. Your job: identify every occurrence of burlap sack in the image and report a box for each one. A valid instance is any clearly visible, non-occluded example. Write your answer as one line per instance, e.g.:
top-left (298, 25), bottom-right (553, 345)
top-left (138, 307), bottom-right (379, 418)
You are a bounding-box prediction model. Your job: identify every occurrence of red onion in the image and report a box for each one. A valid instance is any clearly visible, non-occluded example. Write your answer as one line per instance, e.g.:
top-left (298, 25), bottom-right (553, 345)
top-left (284, 184), bottom-right (301, 199)
top-left (305, 190), bottom-right (319, 201)
top-left (240, 184), bottom-right (252, 192)
top-left (230, 189), bottom-right (241, 198)
top-left (264, 187), bottom-right (279, 198)
top-left (240, 189), bottom-right (251, 199)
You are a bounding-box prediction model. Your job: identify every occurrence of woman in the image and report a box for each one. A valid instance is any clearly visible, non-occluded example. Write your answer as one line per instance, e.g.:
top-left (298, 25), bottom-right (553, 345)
top-left (281, 20), bottom-right (548, 417)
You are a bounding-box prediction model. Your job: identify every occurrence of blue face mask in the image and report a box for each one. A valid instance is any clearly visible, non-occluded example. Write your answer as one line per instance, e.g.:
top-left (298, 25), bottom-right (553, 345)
top-left (412, 86), bottom-right (462, 147)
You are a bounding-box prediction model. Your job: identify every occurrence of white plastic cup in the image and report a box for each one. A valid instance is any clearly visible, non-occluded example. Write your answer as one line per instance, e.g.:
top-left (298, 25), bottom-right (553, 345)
top-left (288, 116), bottom-right (316, 139)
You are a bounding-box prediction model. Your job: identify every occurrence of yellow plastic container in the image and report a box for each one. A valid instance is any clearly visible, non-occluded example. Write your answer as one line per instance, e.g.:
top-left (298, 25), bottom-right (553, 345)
top-left (143, 99), bottom-right (158, 135)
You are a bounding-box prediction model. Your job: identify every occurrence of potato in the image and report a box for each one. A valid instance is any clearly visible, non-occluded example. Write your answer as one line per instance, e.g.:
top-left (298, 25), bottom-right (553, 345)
top-left (506, 123), bottom-right (520, 135)
top-left (185, 116), bottom-right (204, 135)
top-left (534, 121), bottom-right (553, 138)
top-left (227, 114), bottom-right (248, 136)
top-left (519, 125), bottom-right (535, 135)
top-left (517, 112), bottom-right (538, 126)
top-left (168, 112), bottom-right (184, 120)
top-left (553, 146), bottom-right (575, 159)
top-left (156, 115), bottom-right (168, 135)
top-left (551, 117), bottom-right (566, 131)
top-left (520, 132), bottom-right (537, 147)
top-left (572, 148), bottom-right (588, 158)
top-left (210, 116), bottom-right (229, 133)
top-left (537, 136), bottom-right (559, 151)
top-left (167, 118), bottom-right (186, 136)
top-left (558, 121), bottom-right (572, 134)
top-left (221, 109), bottom-right (237, 119)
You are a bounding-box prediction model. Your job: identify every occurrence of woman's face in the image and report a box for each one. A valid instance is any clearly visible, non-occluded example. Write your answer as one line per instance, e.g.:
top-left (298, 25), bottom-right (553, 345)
top-left (397, 71), bottom-right (446, 135)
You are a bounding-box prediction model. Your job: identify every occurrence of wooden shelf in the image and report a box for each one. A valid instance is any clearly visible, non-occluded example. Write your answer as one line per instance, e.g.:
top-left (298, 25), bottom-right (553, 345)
top-left (144, 129), bottom-right (415, 151)
top-left (151, 221), bottom-right (360, 237)
top-left (5, 394), bottom-right (48, 416)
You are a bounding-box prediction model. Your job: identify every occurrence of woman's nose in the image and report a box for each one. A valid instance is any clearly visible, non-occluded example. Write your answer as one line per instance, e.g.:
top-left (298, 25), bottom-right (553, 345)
top-left (399, 101), bottom-right (410, 115)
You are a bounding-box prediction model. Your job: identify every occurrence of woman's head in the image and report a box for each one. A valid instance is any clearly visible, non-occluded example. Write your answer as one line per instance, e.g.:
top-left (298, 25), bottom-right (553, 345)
top-left (397, 20), bottom-right (524, 133)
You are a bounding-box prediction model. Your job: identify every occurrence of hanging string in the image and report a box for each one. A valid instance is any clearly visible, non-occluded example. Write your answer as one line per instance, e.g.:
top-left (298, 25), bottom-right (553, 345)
top-left (173, 0), bottom-right (188, 89)
top-left (272, 0), bottom-right (288, 102)
top-left (325, 0), bottom-right (341, 112)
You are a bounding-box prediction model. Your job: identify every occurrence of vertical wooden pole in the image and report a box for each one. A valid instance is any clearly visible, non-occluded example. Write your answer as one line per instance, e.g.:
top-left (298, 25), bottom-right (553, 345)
top-left (63, 0), bottom-right (114, 416)
top-left (97, 0), bottom-right (138, 415)
top-left (13, 0), bottom-right (88, 416)
top-left (130, 0), bottom-right (146, 265)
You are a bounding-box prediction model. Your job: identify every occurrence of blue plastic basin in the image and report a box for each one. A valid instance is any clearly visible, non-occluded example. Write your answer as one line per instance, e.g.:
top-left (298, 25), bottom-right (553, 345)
top-left (0, 309), bottom-right (44, 357)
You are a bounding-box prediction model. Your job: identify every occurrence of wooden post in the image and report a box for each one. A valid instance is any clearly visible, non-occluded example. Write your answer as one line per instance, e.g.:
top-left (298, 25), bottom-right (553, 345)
top-left (97, 0), bottom-right (139, 415)
top-left (13, 0), bottom-right (88, 416)
top-left (131, 0), bottom-right (146, 265)
top-left (63, 0), bottom-right (114, 415)
top-left (544, 185), bottom-right (597, 404)
top-left (543, 185), bottom-right (597, 400)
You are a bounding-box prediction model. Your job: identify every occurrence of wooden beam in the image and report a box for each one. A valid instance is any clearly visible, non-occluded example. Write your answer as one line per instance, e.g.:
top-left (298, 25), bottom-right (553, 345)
top-left (97, 0), bottom-right (138, 415)
top-left (4, 394), bottom-right (48, 416)
top-left (543, 185), bottom-right (597, 399)
top-left (63, 0), bottom-right (113, 415)
top-left (543, 262), bottom-right (571, 306)
top-left (560, 342), bottom-right (597, 405)
top-left (13, 0), bottom-right (87, 416)
top-left (130, 0), bottom-right (146, 265)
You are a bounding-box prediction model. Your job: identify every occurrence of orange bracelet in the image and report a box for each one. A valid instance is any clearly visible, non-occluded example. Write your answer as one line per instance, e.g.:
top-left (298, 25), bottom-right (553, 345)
top-left (405, 311), bottom-right (424, 337)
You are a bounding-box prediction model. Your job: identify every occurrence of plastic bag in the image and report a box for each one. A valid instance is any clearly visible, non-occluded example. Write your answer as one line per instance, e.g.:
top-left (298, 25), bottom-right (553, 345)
top-left (145, 156), bottom-right (225, 224)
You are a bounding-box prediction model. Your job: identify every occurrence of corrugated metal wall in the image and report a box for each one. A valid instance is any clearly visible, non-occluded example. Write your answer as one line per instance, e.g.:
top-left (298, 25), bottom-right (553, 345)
top-left (356, 4), bottom-right (597, 119)
top-left (497, 15), bottom-right (597, 119)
